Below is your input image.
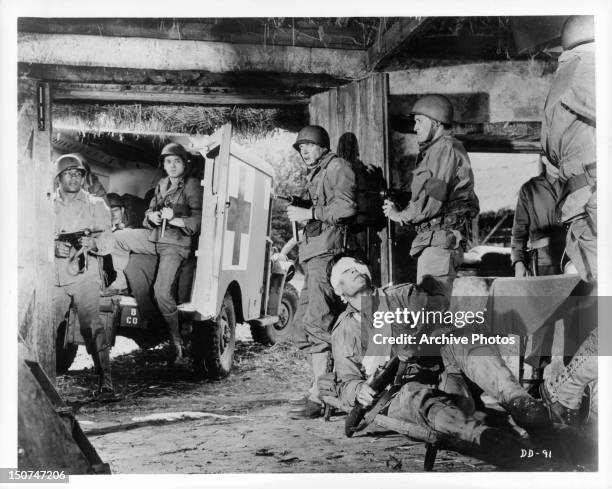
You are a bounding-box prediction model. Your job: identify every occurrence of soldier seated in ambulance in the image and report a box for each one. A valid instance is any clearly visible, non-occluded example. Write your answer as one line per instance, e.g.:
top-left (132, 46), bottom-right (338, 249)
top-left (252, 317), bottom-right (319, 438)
top-left (104, 143), bottom-right (203, 365)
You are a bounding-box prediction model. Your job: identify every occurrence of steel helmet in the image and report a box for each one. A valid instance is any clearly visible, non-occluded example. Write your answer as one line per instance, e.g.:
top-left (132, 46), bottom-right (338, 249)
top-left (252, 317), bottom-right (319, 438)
top-left (107, 192), bottom-right (125, 208)
top-left (293, 125), bottom-right (330, 152)
top-left (55, 153), bottom-right (87, 178)
top-left (411, 95), bottom-right (454, 125)
top-left (159, 143), bottom-right (189, 164)
top-left (561, 16), bottom-right (594, 51)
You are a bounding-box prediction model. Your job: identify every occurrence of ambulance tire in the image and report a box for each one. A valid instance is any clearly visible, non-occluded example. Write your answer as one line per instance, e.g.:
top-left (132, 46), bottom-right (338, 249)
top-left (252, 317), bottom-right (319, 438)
top-left (193, 293), bottom-right (236, 379)
top-left (251, 284), bottom-right (299, 346)
top-left (56, 320), bottom-right (78, 375)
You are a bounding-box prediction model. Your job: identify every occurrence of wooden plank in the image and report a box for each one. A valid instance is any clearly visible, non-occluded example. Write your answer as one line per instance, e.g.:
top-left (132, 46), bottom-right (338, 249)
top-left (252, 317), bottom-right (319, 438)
top-left (19, 63), bottom-right (350, 92)
top-left (18, 33), bottom-right (367, 79)
top-left (328, 88), bottom-right (339, 151)
top-left (367, 18), bottom-right (432, 70)
top-left (18, 18), bottom-right (369, 51)
top-left (53, 83), bottom-right (309, 106)
top-left (18, 79), bottom-right (55, 381)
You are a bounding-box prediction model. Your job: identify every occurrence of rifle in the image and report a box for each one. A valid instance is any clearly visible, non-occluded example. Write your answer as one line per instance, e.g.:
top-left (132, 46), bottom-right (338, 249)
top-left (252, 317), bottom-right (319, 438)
top-left (345, 356), bottom-right (400, 437)
top-left (56, 228), bottom-right (103, 273)
top-left (276, 195), bottom-right (313, 241)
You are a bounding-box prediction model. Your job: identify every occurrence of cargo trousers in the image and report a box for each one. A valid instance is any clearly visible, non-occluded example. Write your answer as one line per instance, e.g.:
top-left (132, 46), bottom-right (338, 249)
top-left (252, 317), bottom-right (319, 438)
top-left (111, 228), bottom-right (190, 316)
top-left (388, 343), bottom-right (527, 443)
top-left (292, 253), bottom-right (341, 403)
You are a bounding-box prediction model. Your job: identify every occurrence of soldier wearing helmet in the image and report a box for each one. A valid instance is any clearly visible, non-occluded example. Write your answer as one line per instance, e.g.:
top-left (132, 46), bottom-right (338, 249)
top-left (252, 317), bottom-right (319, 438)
top-left (383, 94), bottom-right (479, 302)
top-left (53, 153), bottom-right (116, 398)
top-left (286, 125), bottom-right (358, 419)
top-left (105, 143), bottom-right (203, 366)
top-left (541, 15), bottom-right (596, 282)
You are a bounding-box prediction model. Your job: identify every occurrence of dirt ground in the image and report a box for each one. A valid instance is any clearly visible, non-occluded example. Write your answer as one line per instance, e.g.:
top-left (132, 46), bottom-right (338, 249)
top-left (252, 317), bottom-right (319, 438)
top-left (56, 326), bottom-right (503, 474)
top-left (56, 320), bottom-right (598, 475)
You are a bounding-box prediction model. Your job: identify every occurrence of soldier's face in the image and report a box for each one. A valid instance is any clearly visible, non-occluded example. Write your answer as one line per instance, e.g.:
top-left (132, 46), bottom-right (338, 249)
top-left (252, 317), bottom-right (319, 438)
top-left (299, 143), bottom-right (326, 166)
top-left (58, 169), bottom-right (85, 193)
top-left (336, 266), bottom-right (371, 297)
top-left (111, 206), bottom-right (125, 227)
top-left (164, 155), bottom-right (186, 178)
top-left (414, 115), bottom-right (436, 143)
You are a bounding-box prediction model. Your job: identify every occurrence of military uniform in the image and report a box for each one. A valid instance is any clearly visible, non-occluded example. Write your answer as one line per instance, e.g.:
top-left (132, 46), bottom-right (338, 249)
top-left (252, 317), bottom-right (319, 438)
top-left (292, 150), bottom-right (357, 404)
top-left (511, 173), bottom-right (565, 368)
top-left (511, 173), bottom-right (565, 276)
top-left (398, 132), bottom-right (479, 300)
top-left (328, 284), bottom-right (531, 443)
top-left (111, 175), bottom-right (202, 327)
top-left (541, 42), bottom-right (596, 282)
top-left (54, 188), bottom-right (114, 389)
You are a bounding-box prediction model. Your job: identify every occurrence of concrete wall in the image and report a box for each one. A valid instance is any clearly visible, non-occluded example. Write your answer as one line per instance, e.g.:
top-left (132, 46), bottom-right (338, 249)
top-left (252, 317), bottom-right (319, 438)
top-left (389, 60), bottom-right (556, 123)
top-left (18, 79), bottom-right (56, 380)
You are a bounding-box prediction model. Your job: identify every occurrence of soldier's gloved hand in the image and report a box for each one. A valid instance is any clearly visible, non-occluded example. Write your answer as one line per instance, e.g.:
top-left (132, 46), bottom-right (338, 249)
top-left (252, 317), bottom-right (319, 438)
top-left (160, 206), bottom-right (174, 221)
top-left (317, 372), bottom-right (338, 399)
top-left (514, 262), bottom-right (529, 278)
top-left (55, 241), bottom-right (72, 258)
top-left (79, 235), bottom-right (96, 250)
top-left (356, 383), bottom-right (376, 408)
top-left (148, 211), bottom-right (162, 226)
top-left (287, 205), bottom-right (312, 223)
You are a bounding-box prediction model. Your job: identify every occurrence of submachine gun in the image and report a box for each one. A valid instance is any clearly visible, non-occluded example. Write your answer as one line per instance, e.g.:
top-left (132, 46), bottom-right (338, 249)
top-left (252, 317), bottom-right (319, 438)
top-left (345, 356), bottom-right (401, 437)
top-left (56, 228), bottom-right (103, 273)
top-left (276, 195), bottom-right (313, 242)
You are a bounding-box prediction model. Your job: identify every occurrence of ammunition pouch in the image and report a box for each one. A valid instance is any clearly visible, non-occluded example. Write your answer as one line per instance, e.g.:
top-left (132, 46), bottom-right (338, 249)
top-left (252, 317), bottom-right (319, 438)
top-left (304, 220), bottom-right (323, 238)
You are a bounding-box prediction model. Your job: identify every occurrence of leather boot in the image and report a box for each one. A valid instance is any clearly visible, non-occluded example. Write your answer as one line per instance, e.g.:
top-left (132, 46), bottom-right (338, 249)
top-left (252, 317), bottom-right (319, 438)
top-left (163, 311), bottom-right (183, 365)
top-left (95, 348), bottom-right (119, 401)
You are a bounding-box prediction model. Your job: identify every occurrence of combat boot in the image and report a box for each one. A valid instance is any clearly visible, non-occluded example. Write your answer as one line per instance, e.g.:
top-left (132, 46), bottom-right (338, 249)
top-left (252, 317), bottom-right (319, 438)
top-left (539, 382), bottom-right (584, 427)
top-left (505, 394), bottom-right (553, 434)
top-left (95, 348), bottom-right (120, 402)
top-left (163, 311), bottom-right (184, 366)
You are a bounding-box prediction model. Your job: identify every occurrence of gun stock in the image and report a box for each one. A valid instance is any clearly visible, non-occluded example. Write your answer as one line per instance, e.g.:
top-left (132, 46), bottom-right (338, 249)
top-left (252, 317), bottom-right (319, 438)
top-left (344, 356), bottom-right (400, 437)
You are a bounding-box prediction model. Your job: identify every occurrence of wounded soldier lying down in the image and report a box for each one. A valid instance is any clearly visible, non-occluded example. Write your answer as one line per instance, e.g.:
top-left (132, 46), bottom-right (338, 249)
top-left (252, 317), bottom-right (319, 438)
top-left (319, 255), bottom-right (553, 462)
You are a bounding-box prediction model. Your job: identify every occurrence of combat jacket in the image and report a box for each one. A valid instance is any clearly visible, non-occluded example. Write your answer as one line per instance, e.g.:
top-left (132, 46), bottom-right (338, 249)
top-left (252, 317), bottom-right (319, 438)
top-left (54, 189), bottom-right (113, 287)
top-left (399, 133), bottom-right (479, 226)
top-left (299, 151), bottom-right (357, 262)
top-left (331, 283), bottom-right (445, 407)
top-left (510, 173), bottom-right (564, 267)
top-left (144, 175), bottom-right (203, 248)
top-left (398, 132), bottom-right (479, 256)
top-left (541, 43), bottom-right (596, 221)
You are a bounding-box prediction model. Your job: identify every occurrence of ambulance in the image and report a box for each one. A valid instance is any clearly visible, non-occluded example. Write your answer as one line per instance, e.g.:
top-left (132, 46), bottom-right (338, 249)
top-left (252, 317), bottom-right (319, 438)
top-left (56, 125), bottom-right (298, 378)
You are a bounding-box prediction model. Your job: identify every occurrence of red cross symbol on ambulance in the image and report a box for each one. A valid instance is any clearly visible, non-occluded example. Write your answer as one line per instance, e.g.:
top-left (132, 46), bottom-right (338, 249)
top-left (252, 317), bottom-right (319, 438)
top-left (226, 165), bottom-right (252, 266)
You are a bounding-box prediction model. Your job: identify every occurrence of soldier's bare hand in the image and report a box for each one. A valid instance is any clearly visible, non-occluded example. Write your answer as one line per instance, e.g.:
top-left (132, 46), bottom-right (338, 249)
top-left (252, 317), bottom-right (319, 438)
top-left (148, 211), bottom-right (162, 226)
top-left (55, 241), bottom-right (72, 258)
top-left (382, 200), bottom-right (402, 222)
top-left (356, 383), bottom-right (376, 407)
top-left (287, 205), bottom-right (311, 223)
top-left (160, 207), bottom-right (174, 221)
top-left (79, 235), bottom-right (96, 249)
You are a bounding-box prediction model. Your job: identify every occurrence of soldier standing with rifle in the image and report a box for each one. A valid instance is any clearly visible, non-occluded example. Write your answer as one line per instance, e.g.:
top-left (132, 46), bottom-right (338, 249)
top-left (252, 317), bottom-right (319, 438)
top-left (383, 95), bottom-right (479, 302)
top-left (285, 125), bottom-right (358, 419)
top-left (53, 154), bottom-right (116, 399)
